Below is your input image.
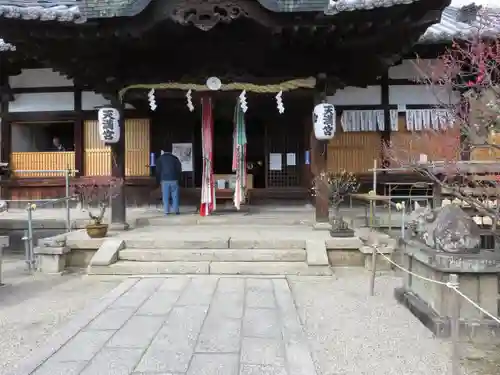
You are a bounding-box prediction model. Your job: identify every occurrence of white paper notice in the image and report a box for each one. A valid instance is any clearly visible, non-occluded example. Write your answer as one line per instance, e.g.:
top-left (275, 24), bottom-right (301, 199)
top-left (269, 153), bottom-right (282, 171)
top-left (172, 143), bottom-right (193, 172)
top-left (397, 104), bottom-right (407, 112)
top-left (286, 153), bottom-right (296, 166)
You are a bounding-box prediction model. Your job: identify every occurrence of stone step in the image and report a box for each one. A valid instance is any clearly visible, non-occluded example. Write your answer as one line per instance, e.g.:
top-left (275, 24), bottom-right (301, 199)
top-left (124, 238), bottom-right (306, 249)
top-left (124, 239), bottom-right (229, 249)
top-left (89, 261), bottom-right (209, 275)
top-left (119, 248), bottom-right (306, 262)
top-left (210, 262), bottom-right (332, 276)
top-left (88, 261), bottom-right (332, 276)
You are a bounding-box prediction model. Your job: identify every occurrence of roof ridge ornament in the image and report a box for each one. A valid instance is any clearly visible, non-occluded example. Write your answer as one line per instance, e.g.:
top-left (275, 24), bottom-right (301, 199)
top-left (170, 0), bottom-right (250, 31)
top-left (457, 3), bottom-right (482, 24)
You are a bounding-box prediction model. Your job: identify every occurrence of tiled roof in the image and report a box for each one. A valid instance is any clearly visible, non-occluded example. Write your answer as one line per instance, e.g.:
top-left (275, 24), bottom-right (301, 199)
top-left (326, 0), bottom-right (420, 15)
top-left (0, 1), bottom-right (82, 22)
top-left (419, 6), bottom-right (500, 43)
top-left (78, 0), bottom-right (150, 19)
top-left (0, 38), bottom-right (14, 51)
top-left (1, 3), bottom-right (499, 52)
top-left (257, 0), bottom-right (329, 12)
top-left (0, 0), bottom-right (425, 19)
top-left (261, 0), bottom-right (423, 13)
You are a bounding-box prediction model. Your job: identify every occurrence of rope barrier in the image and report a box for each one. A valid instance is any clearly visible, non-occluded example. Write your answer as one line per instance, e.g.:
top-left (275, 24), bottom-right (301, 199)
top-left (451, 286), bottom-right (500, 324)
top-left (374, 247), bottom-right (449, 286)
top-left (372, 245), bottom-right (500, 324)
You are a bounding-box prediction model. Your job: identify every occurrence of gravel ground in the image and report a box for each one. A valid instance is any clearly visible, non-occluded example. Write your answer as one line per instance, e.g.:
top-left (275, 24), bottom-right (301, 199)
top-left (0, 255), bottom-right (123, 375)
top-left (462, 342), bottom-right (500, 375)
top-left (289, 270), bottom-right (500, 375)
top-left (1, 256), bottom-right (498, 375)
top-left (288, 269), bottom-right (454, 375)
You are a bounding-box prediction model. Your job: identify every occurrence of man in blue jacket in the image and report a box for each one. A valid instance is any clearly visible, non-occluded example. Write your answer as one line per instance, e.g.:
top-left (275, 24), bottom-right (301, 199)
top-left (155, 151), bottom-right (182, 215)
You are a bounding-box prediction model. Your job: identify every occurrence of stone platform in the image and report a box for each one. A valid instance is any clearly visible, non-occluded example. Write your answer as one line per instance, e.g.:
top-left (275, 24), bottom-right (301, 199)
top-left (31, 208), bottom-right (398, 276)
top-left (396, 242), bottom-right (500, 342)
top-left (37, 224), bottom-right (334, 276)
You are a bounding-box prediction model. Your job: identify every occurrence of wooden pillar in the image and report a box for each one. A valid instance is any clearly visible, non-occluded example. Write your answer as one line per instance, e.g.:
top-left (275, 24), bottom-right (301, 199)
top-left (73, 88), bottom-right (83, 177)
top-left (110, 97), bottom-right (128, 229)
top-left (380, 72), bottom-right (391, 174)
top-left (311, 77), bottom-right (329, 223)
top-left (0, 57), bottom-right (10, 200)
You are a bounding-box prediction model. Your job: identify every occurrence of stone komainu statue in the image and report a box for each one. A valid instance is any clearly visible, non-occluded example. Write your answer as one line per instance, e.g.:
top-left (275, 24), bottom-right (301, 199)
top-left (406, 204), bottom-right (481, 253)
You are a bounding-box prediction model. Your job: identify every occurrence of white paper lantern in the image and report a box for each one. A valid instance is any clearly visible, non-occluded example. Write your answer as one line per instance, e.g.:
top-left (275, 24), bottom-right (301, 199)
top-left (313, 103), bottom-right (336, 140)
top-left (97, 107), bottom-right (120, 143)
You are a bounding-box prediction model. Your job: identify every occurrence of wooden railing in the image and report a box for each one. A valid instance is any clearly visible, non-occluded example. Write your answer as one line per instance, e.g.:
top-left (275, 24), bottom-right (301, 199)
top-left (470, 132), bottom-right (500, 161)
top-left (11, 152), bottom-right (76, 177)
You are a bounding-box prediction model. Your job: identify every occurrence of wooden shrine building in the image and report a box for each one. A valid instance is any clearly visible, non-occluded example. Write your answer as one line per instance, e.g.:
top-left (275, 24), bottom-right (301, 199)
top-left (0, 0), bottom-right (462, 224)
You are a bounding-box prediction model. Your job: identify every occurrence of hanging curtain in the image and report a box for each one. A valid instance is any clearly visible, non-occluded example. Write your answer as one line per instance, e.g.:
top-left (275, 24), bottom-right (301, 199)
top-left (232, 99), bottom-right (248, 210)
top-left (405, 109), bottom-right (453, 131)
top-left (200, 96), bottom-right (215, 216)
top-left (340, 110), bottom-right (398, 132)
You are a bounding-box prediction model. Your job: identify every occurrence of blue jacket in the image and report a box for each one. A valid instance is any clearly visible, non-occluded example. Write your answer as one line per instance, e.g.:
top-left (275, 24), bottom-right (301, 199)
top-left (155, 152), bottom-right (182, 183)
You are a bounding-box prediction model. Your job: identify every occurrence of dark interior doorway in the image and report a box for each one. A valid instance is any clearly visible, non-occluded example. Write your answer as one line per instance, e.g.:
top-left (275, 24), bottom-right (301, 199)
top-left (210, 98), bottom-right (267, 188)
top-left (213, 110), bottom-right (234, 174)
top-left (245, 116), bottom-right (266, 188)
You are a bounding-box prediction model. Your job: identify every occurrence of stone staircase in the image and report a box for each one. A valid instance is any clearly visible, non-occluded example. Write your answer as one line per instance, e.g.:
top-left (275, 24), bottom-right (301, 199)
top-left (88, 237), bottom-right (332, 276)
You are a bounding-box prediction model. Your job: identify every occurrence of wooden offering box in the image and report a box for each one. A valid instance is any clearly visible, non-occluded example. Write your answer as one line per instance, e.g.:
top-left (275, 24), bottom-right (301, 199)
top-left (213, 174), bottom-right (253, 201)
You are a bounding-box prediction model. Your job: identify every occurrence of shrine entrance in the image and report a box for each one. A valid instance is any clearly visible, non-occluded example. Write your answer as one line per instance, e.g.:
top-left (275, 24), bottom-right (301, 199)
top-left (148, 92), bottom-right (310, 206)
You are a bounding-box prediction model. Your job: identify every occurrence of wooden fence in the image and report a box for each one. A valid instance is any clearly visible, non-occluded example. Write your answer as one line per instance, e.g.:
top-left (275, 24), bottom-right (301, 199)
top-left (11, 151), bottom-right (76, 177)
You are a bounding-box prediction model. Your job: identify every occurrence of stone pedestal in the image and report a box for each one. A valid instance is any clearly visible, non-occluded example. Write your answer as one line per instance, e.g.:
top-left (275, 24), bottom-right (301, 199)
top-left (325, 237), bottom-right (394, 269)
top-left (396, 243), bottom-right (500, 341)
top-left (35, 233), bottom-right (69, 274)
top-left (34, 246), bottom-right (70, 274)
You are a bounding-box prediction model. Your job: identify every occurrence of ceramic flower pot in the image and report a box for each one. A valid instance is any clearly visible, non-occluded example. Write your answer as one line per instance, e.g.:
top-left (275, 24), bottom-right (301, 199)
top-left (85, 223), bottom-right (109, 238)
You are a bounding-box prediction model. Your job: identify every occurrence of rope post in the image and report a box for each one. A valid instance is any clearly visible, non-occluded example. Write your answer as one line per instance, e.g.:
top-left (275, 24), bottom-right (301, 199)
top-left (372, 159), bottom-right (377, 227)
top-left (400, 201), bottom-right (406, 240)
top-left (65, 167), bottom-right (71, 232)
top-left (0, 242), bottom-right (3, 286)
top-left (369, 237), bottom-right (379, 296)
top-left (22, 229), bottom-right (30, 272)
top-left (449, 274), bottom-right (461, 375)
top-left (27, 204), bottom-right (35, 272)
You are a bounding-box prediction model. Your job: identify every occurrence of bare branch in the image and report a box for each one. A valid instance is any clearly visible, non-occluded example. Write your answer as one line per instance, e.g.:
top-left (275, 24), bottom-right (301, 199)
top-left (72, 177), bottom-right (123, 225)
top-left (385, 9), bottom-right (500, 244)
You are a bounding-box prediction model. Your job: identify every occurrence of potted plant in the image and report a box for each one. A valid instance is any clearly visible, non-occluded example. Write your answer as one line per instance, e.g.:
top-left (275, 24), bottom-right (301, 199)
top-left (312, 170), bottom-right (359, 237)
top-left (73, 177), bottom-right (123, 238)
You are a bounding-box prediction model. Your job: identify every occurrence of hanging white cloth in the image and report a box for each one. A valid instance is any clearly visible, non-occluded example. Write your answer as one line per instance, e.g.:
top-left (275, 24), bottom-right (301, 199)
top-left (405, 109), bottom-right (454, 131)
top-left (340, 109), bottom-right (398, 132)
top-left (390, 110), bottom-right (398, 131)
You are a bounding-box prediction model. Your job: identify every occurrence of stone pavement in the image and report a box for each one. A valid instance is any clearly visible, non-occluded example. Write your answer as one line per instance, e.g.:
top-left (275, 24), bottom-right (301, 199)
top-left (0, 204), bottom-right (388, 227)
top-left (14, 276), bottom-right (316, 375)
top-left (6, 272), bottom-right (456, 375)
